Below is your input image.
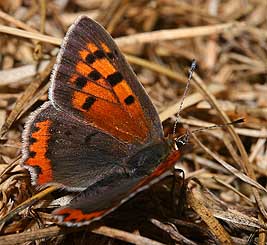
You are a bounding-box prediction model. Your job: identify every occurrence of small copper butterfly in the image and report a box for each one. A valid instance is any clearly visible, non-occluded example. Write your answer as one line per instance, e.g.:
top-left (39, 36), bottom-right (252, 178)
top-left (22, 16), bottom-right (189, 226)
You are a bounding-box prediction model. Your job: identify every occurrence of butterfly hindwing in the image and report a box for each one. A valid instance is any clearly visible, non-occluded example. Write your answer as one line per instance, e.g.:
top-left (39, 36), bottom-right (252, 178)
top-left (53, 174), bottom-right (143, 225)
top-left (22, 102), bottom-right (135, 188)
top-left (50, 16), bottom-right (163, 145)
top-left (52, 149), bottom-right (182, 226)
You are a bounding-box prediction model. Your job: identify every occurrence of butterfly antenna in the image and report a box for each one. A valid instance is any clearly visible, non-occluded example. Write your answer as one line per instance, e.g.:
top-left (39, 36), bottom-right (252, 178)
top-left (174, 118), bottom-right (244, 150)
top-left (173, 59), bottom-right (197, 136)
top-left (190, 118), bottom-right (245, 135)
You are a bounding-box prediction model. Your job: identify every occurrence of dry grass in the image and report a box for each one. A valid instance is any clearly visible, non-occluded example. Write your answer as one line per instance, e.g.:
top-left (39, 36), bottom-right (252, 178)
top-left (0, 0), bottom-right (267, 244)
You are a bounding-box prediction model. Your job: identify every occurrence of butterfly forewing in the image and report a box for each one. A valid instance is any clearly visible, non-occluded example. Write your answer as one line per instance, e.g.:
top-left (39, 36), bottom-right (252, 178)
top-left (50, 16), bottom-right (163, 144)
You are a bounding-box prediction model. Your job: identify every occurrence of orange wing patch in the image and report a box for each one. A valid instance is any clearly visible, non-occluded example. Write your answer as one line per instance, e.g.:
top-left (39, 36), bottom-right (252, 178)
top-left (87, 42), bottom-right (98, 53)
top-left (76, 61), bottom-right (93, 77)
top-left (101, 42), bottom-right (111, 53)
top-left (85, 100), bottom-right (147, 142)
top-left (71, 93), bottom-right (147, 142)
top-left (75, 61), bottom-right (109, 88)
top-left (70, 74), bottom-right (116, 104)
top-left (72, 91), bottom-right (90, 112)
top-left (54, 207), bottom-right (108, 223)
top-left (66, 41), bottom-right (151, 143)
top-left (113, 80), bottom-right (145, 125)
top-left (25, 120), bottom-right (53, 185)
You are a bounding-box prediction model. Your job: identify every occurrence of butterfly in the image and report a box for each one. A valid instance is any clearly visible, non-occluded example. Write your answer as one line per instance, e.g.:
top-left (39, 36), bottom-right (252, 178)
top-left (22, 16), bottom-right (189, 226)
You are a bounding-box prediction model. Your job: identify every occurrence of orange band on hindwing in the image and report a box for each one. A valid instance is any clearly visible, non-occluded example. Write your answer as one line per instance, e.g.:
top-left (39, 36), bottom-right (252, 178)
top-left (54, 208), bottom-right (108, 222)
top-left (25, 120), bottom-right (53, 185)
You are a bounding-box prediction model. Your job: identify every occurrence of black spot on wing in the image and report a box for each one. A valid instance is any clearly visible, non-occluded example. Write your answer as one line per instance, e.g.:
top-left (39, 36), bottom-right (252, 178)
top-left (86, 50), bottom-right (106, 65)
top-left (29, 137), bottom-right (37, 144)
top-left (29, 151), bottom-right (36, 158)
top-left (107, 72), bottom-right (123, 87)
top-left (88, 70), bottom-right (101, 81)
top-left (124, 95), bottom-right (135, 105)
top-left (94, 50), bottom-right (105, 59)
top-left (33, 165), bottom-right (42, 175)
top-left (86, 54), bottom-right (95, 64)
top-left (32, 125), bottom-right (40, 133)
top-left (75, 77), bottom-right (87, 89)
top-left (82, 96), bottom-right (96, 110)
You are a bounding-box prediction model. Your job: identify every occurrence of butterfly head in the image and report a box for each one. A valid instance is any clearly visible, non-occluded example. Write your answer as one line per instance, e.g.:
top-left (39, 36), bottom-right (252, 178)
top-left (174, 133), bottom-right (190, 150)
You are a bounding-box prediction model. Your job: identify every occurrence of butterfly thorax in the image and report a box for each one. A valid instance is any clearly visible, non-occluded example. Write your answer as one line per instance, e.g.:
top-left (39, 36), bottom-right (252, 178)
top-left (125, 138), bottom-right (174, 178)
